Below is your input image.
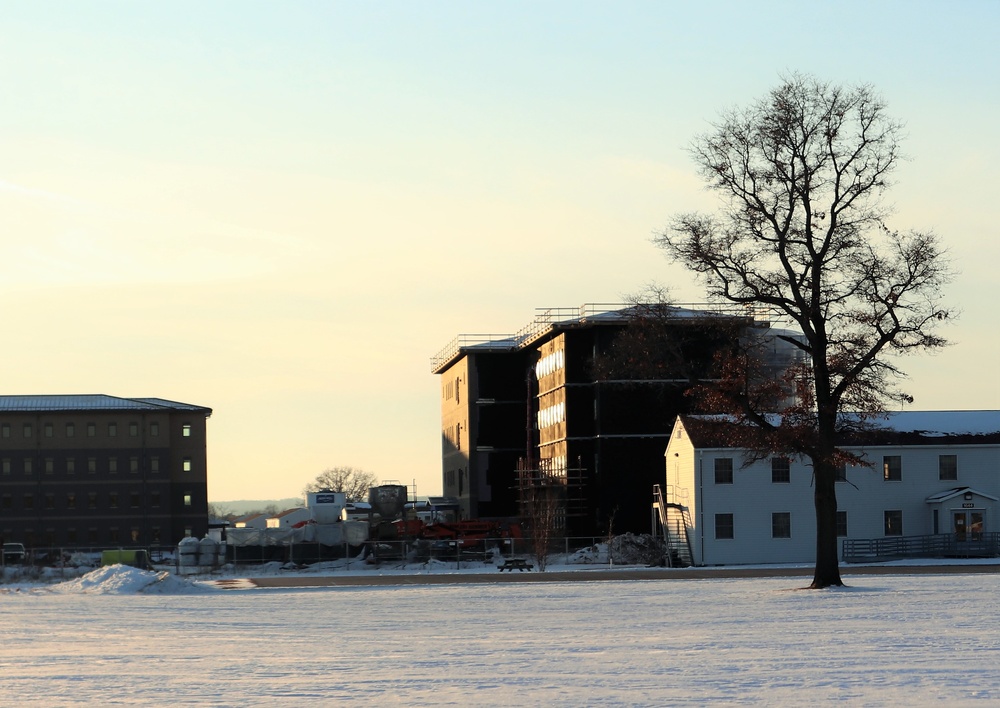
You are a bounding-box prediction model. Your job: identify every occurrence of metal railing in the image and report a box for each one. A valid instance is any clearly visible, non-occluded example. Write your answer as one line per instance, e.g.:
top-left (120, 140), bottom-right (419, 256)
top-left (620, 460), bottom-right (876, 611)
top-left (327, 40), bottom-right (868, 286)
top-left (842, 533), bottom-right (1000, 563)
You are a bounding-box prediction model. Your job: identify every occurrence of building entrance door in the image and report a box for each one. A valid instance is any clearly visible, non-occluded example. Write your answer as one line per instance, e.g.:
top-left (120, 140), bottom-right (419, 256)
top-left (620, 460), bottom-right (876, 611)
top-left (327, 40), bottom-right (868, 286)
top-left (953, 511), bottom-right (984, 542)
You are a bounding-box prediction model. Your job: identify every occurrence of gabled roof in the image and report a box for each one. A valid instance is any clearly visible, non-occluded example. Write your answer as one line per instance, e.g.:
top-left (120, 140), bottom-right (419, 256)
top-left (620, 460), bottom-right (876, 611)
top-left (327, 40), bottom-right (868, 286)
top-left (269, 508), bottom-right (307, 519)
top-left (0, 395), bottom-right (211, 415)
top-left (925, 487), bottom-right (1000, 503)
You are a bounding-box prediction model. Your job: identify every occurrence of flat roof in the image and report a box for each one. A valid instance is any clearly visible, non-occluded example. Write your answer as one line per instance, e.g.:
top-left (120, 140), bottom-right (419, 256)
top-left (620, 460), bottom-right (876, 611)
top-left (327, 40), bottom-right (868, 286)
top-left (0, 395), bottom-right (212, 415)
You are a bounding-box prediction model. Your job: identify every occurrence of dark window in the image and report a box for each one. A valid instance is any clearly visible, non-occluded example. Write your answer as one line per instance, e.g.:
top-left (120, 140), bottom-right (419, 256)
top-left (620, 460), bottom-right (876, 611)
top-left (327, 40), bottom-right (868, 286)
top-left (109, 493), bottom-right (119, 509)
top-left (108, 423), bottom-right (117, 438)
top-left (1, 459), bottom-right (8, 475)
top-left (150, 456), bottom-right (160, 473)
top-left (67, 528), bottom-right (77, 544)
top-left (88, 492), bottom-right (97, 509)
top-left (44, 423), bottom-right (53, 438)
top-left (884, 510), bottom-right (903, 536)
top-left (66, 423), bottom-right (75, 438)
top-left (714, 458), bottom-right (734, 485)
top-left (939, 455), bottom-right (957, 481)
top-left (883, 455), bottom-right (901, 481)
top-left (66, 458), bottom-right (75, 474)
top-left (130, 493), bottom-right (140, 508)
top-left (1, 424), bottom-right (8, 438)
top-left (129, 423), bottom-right (139, 437)
top-left (67, 493), bottom-right (76, 509)
top-left (109, 527), bottom-right (120, 543)
top-left (150, 422), bottom-right (159, 437)
top-left (835, 463), bottom-right (847, 482)
top-left (23, 423), bottom-right (32, 438)
top-left (108, 457), bottom-right (118, 474)
top-left (129, 457), bottom-right (139, 473)
top-left (771, 457), bottom-right (790, 483)
top-left (836, 511), bottom-right (848, 537)
top-left (23, 494), bottom-right (34, 510)
top-left (44, 458), bottom-right (54, 474)
top-left (771, 512), bottom-right (791, 538)
top-left (45, 493), bottom-right (55, 509)
top-left (87, 458), bottom-right (96, 474)
top-left (151, 491), bottom-right (161, 508)
top-left (23, 458), bottom-right (32, 475)
top-left (1, 494), bottom-right (10, 509)
top-left (715, 513), bottom-right (734, 540)
top-left (87, 423), bottom-right (96, 437)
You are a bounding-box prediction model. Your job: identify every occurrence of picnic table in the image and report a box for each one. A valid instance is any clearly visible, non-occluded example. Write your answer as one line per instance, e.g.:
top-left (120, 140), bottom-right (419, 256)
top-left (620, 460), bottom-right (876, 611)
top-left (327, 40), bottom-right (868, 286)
top-left (497, 558), bottom-right (534, 572)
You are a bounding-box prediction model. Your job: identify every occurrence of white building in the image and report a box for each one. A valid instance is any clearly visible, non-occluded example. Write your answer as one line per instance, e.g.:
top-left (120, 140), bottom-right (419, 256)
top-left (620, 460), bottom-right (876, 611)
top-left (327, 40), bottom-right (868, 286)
top-left (663, 411), bottom-right (1000, 566)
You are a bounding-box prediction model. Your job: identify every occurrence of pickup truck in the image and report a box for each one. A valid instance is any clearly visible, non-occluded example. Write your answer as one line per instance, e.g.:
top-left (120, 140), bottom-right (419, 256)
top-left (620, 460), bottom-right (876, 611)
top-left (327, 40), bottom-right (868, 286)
top-left (2, 543), bottom-right (26, 564)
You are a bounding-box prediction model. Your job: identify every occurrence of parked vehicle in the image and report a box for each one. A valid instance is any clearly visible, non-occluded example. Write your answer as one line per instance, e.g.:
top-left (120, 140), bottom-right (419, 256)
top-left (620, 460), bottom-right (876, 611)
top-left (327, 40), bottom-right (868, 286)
top-left (2, 543), bottom-right (26, 564)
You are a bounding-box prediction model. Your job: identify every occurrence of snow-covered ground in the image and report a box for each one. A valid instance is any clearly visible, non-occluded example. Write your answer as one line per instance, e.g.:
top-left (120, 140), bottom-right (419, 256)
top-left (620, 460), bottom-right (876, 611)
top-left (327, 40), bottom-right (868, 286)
top-left (2, 564), bottom-right (999, 705)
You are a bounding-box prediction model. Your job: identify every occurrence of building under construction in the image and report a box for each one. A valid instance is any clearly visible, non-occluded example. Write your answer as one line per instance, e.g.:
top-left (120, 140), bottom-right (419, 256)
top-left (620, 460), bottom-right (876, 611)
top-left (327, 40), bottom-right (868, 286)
top-left (432, 303), bottom-right (801, 538)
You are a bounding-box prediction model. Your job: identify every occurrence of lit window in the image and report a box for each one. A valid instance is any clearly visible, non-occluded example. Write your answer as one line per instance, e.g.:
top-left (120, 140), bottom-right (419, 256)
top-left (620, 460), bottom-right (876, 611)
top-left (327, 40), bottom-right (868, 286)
top-left (183, 458), bottom-right (192, 472)
top-left (771, 512), bottom-right (791, 538)
top-left (884, 510), bottom-right (903, 536)
top-left (939, 455), bottom-right (957, 481)
top-left (715, 513), bottom-right (734, 540)
top-left (183, 493), bottom-right (192, 507)
top-left (182, 424), bottom-right (191, 437)
top-left (714, 458), bottom-right (734, 484)
top-left (883, 456), bottom-right (902, 481)
top-left (771, 457), bottom-right (790, 484)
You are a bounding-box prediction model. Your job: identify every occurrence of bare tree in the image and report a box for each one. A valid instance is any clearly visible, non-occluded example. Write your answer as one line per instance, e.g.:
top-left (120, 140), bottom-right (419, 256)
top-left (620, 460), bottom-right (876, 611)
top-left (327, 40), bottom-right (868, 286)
top-left (302, 467), bottom-right (379, 502)
top-left (517, 462), bottom-right (563, 572)
top-left (656, 74), bottom-right (954, 588)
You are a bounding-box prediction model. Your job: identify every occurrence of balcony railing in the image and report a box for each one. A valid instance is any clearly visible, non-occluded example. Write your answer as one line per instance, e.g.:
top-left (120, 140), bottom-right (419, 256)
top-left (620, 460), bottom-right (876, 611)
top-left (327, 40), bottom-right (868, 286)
top-left (842, 533), bottom-right (1000, 563)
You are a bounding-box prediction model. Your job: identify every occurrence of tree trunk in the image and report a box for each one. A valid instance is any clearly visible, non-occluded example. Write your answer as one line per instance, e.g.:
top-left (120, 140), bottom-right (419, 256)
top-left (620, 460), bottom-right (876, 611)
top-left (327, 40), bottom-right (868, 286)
top-left (811, 460), bottom-right (844, 588)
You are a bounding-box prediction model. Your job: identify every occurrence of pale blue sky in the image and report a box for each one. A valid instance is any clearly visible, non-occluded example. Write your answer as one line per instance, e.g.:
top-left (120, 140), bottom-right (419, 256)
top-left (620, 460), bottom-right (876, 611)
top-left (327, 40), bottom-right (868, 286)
top-left (1, 2), bottom-right (997, 500)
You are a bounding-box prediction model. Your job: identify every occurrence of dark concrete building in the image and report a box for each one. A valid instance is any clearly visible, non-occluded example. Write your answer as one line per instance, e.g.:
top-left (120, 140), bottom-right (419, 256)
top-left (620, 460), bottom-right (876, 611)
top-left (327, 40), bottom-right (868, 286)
top-left (0, 395), bottom-right (212, 551)
top-left (432, 304), bottom-right (796, 537)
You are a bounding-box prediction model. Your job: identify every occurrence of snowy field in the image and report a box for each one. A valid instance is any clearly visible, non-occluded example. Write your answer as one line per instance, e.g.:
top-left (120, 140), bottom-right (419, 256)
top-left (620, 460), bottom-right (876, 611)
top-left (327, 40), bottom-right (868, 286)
top-left (2, 567), bottom-right (1000, 706)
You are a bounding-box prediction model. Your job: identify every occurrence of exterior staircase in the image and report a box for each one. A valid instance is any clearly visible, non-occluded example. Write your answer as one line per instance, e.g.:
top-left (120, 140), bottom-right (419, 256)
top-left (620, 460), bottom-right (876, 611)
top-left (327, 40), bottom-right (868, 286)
top-left (653, 484), bottom-right (694, 567)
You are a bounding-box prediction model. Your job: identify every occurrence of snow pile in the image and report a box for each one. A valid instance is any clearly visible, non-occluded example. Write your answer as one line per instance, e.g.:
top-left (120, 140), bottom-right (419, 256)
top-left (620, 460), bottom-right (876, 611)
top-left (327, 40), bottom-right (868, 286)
top-left (568, 533), bottom-right (666, 565)
top-left (49, 564), bottom-right (217, 594)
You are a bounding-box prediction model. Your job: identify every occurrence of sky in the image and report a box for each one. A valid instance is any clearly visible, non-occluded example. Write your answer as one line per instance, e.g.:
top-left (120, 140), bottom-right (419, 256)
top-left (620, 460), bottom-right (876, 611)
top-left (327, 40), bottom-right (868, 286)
top-left (0, 2), bottom-right (997, 502)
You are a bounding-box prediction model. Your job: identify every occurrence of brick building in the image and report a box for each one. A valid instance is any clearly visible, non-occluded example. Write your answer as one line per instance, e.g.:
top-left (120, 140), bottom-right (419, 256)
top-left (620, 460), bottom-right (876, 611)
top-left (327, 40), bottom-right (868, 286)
top-left (0, 395), bottom-right (211, 551)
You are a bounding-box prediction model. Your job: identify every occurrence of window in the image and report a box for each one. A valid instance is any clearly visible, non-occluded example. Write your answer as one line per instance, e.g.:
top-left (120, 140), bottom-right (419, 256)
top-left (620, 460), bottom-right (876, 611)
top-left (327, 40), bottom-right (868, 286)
top-left (45, 493), bottom-right (55, 509)
top-left (108, 457), bottom-right (118, 474)
top-left (88, 528), bottom-right (98, 543)
top-left (2, 459), bottom-right (9, 475)
top-left (151, 526), bottom-right (161, 543)
top-left (88, 492), bottom-right (97, 509)
top-left (883, 455), bottom-right (901, 481)
top-left (108, 423), bottom-right (117, 437)
top-left (182, 423), bottom-right (191, 437)
top-left (771, 457), bottom-right (790, 484)
top-left (44, 458), bottom-right (54, 474)
top-left (836, 511), bottom-right (848, 537)
top-left (130, 492), bottom-right (140, 508)
top-left (771, 512), bottom-right (791, 538)
top-left (23, 423), bottom-right (32, 438)
top-left (23, 458), bottom-right (32, 475)
top-left (129, 422), bottom-right (139, 437)
top-left (109, 527), bottom-right (120, 543)
top-left (715, 513), bottom-right (734, 540)
top-left (66, 528), bottom-right (77, 544)
top-left (66, 492), bottom-right (76, 509)
top-left (44, 423), bottom-right (53, 438)
top-left (87, 457), bottom-right (96, 474)
top-left (23, 494), bottom-right (34, 510)
top-left (183, 493), bottom-right (192, 507)
top-left (66, 423), bottom-right (75, 437)
top-left (109, 493), bottom-right (119, 509)
top-left (150, 456), bottom-right (159, 473)
top-left (1, 423), bottom-right (8, 438)
top-left (150, 422), bottom-right (159, 437)
top-left (835, 463), bottom-right (847, 482)
top-left (66, 458), bottom-right (75, 474)
top-left (131, 528), bottom-right (140, 542)
top-left (1, 494), bottom-right (10, 509)
top-left (151, 491), bottom-right (161, 508)
top-left (714, 458), bottom-right (734, 485)
top-left (87, 423), bottom-right (96, 437)
top-left (884, 510), bottom-right (903, 536)
top-left (939, 455), bottom-right (958, 481)
top-left (183, 458), bottom-right (192, 472)
top-left (129, 457), bottom-right (139, 473)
